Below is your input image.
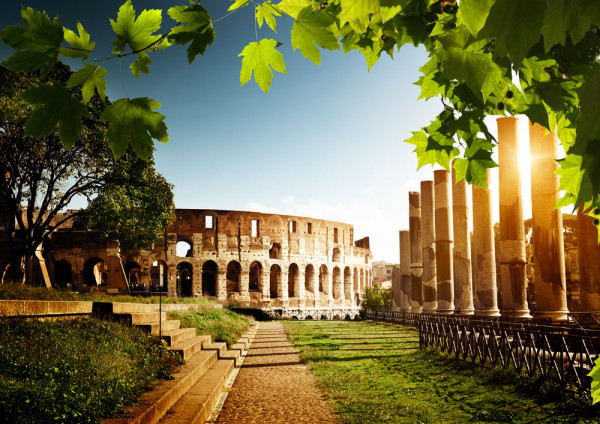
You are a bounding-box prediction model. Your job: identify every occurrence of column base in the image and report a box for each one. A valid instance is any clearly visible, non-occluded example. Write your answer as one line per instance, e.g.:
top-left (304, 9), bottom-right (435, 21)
top-left (436, 309), bottom-right (455, 314)
top-left (534, 310), bottom-right (569, 322)
top-left (456, 308), bottom-right (475, 315)
top-left (411, 306), bottom-right (423, 313)
top-left (422, 302), bottom-right (438, 312)
top-left (400, 308), bottom-right (411, 313)
top-left (474, 309), bottom-right (501, 317)
top-left (501, 309), bottom-right (532, 319)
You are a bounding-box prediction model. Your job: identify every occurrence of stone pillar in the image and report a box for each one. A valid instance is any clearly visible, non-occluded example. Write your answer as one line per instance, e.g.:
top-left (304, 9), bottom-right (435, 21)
top-left (298, 269), bottom-right (306, 299)
top-left (240, 269), bottom-right (250, 302)
top-left (578, 206), bottom-right (600, 311)
top-left (409, 191), bottom-right (423, 312)
top-left (280, 270), bottom-right (289, 301)
top-left (392, 266), bottom-right (401, 310)
top-left (260, 269), bottom-right (270, 302)
top-left (217, 270), bottom-right (227, 302)
top-left (497, 117), bottom-right (531, 318)
top-left (399, 230), bottom-right (411, 312)
top-left (420, 181), bottom-right (437, 312)
top-left (529, 123), bottom-right (569, 321)
top-left (434, 170), bottom-right (454, 314)
top-left (452, 168), bottom-right (474, 315)
top-left (472, 169), bottom-right (500, 316)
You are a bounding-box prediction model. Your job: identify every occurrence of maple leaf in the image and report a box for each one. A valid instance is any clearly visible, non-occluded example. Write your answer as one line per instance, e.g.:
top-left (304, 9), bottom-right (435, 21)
top-left (339, 0), bottom-right (380, 23)
top-left (276, 0), bottom-right (311, 19)
top-left (228, 0), bottom-right (250, 12)
top-left (456, 0), bottom-right (495, 37)
top-left (66, 63), bottom-right (108, 103)
top-left (101, 97), bottom-right (168, 159)
top-left (0, 6), bottom-right (63, 77)
top-left (21, 84), bottom-right (88, 149)
top-left (256, 2), bottom-right (284, 33)
top-left (60, 21), bottom-right (94, 60)
top-left (239, 39), bottom-right (287, 93)
top-left (110, 0), bottom-right (162, 54)
top-left (168, 3), bottom-right (215, 64)
top-left (130, 52), bottom-right (152, 78)
top-left (291, 7), bottom-right (340, 65)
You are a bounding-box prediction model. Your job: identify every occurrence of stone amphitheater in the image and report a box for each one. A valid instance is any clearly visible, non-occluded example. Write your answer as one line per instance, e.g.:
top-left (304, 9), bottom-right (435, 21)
top-left (41, 209), bottom-right (373, 320)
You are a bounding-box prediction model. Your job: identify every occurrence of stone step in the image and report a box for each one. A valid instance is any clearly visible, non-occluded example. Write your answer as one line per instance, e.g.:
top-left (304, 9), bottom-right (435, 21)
top-left (203, 342), bottom-right (227, 358)
top-left (161, 328), bottom-right (197, 346)
top-left (93, 302), bottom-right (159, 316)
top-left (101, 350), bottom-right (218, 424)
top-left (139, 319), bottom-right (181, 335)
top-left (159, 359), bottom-right (236, 424)
top-left (221, 347), bottom-right (243, 367)
top-left (113, 312), bottom-right (168, 325)
top-left (170, 335), bottom-right (212, 361)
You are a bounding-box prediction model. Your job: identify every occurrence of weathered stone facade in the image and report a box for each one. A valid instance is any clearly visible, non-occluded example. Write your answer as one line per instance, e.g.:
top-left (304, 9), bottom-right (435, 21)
top-left (25, 209), bottom-right (372, 319)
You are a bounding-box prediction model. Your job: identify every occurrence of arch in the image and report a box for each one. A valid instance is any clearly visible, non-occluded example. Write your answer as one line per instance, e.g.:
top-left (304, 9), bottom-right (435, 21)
top-left (83, 257), bottom-right (105, 286)
top-left (333, 314), bottom-right (341, 320)
top-left (305, 264), bottom-right (315, 294)
top-left (344, 266), bottom-right (352, 299)
top-left (320, 315), bottom-right (327, 320)
top-left (124, 261), bottom-right (142, 290)
top-left (177, 262), bottom-right (193, 297)
top-left (332, 247), bottom-right (341, 262)
top-left (202, 260), bottom-right (217, 297)
top-left (53, 259), bottom-right (73, 289)
top-left (318, 265), bottom-right (328, 295)
top-left (226, 261), bottom-right (241, 294)
top-left (176, 240), bottom-right (192, 257)
top-left (269, 243), bottom-right (281, 259)
top-left (306, 315), bottom-right (313, 320)
top-left (332, 267), bottom-right (342, 299)
top-left (288, 263), bottom-right (299, 298)
top-left (270, 264), bottom-right (281, 299)
top-left (344, 314), bottom-right (351, 321)
top-left (150, 260), bottom-right (168, 292)
top-left (249, 261), bottom-right (262, 291)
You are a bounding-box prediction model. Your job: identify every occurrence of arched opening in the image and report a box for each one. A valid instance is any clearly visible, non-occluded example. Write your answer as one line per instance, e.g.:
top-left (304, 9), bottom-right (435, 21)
top-left (270, 265), bottom-right (281, 298)
top-left (176, 240), bottom-right (192, 258)
top-left (124, 261), bottom-right (142, 291)
top-left (249, 261), bottom-right (262, 292)
top-left (333, 314), bottom-right (341, 320)
top-left (332, 247), bottom-right (341, 262)
top-left (333, 267), bottom-right (342, 299)
top-left (83, 257), bottom-right (105, 286)
top-left (306, 315), bottom-right (313, 320)
top-left (269, 243), bottom-right (281, 259)
top-left (305, 264), bottom-right (315, 294)
top-left (319, 265), bottom-right (328, 295)
top-left (288, 263), bottom-right (299, 298)
top-left (226, 261), bottom-right (241, 294)
top-left (344, 266), bottom-right (352, 299)
top-left (150, 260), bottom-right (168, 292)
top-left (320, 315), bottom-right (327, 320)
top-left (53, 259), bottom-right (72, 289)
top-left (177, 262), bottom-right (193, 297)
top-left (202, 261), bottom-right (217, 297)
top-left (344, 314), bottom-right (351, 321)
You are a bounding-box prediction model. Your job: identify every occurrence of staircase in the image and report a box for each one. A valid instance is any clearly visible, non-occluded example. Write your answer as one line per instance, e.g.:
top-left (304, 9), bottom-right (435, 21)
top-left (94, 302), bottom-right (255, 424)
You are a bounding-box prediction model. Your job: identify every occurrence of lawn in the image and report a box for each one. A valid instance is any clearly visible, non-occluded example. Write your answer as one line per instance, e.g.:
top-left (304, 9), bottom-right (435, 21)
top-left (283, 320), bottom-right (600, 424)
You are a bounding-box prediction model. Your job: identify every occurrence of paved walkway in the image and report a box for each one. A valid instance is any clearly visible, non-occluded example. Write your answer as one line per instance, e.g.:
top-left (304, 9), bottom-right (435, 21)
top-left (214, 322), bottom-right (343, 424)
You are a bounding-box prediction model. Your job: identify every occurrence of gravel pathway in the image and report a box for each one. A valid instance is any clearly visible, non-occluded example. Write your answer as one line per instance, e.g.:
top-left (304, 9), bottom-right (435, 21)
top-left (214, 321), bottom-right (343, 424)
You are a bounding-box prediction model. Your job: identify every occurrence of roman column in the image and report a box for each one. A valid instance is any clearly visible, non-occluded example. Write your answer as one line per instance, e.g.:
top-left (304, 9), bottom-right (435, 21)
top-left (434, 170), bottom-right (454, 313)
top-left (399, 230), bottom-right (411, 312)
top-left (420, 181), bottom-right (437, 312)
top-left (452, 168), bottom-right (474, 315)
top-left (529, 123), bottom-right (569, 321)
top-left (409, 191), bottom-right (423, 312)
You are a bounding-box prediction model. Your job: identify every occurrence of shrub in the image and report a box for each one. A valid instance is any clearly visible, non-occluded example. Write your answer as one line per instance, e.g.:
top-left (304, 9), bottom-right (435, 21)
top-left (361, 283), bottom-right (392, 311)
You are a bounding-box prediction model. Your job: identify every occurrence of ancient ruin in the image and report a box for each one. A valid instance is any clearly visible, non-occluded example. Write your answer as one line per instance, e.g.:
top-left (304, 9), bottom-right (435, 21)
top-left (2, 210), bottom-right (372, 320)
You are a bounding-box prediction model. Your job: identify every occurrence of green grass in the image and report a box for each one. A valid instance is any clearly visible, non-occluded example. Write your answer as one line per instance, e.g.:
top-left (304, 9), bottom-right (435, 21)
top-left (283, 321), bottom-right (600, 424)
top-left (0, 318), bottom-right (181, 424)
top-left (169, 308), bottom-right (253, 347)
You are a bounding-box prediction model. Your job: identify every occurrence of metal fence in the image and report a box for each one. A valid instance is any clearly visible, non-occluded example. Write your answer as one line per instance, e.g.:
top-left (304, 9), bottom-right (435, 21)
top-left (365, 310), bottom-right (600, 390)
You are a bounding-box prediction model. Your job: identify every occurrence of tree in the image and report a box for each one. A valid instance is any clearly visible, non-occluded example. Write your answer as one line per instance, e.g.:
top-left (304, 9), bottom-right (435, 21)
top-left (1, 0), bottom-right (599, 227)
top-left (361, 283), bottom-right (392, 311)
top-left (0, 63), bottom-right (174, 284)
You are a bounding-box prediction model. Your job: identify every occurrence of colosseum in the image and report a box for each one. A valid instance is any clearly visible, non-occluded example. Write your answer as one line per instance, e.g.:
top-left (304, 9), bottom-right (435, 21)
top-left (36, 209), bottom-right (373, 320)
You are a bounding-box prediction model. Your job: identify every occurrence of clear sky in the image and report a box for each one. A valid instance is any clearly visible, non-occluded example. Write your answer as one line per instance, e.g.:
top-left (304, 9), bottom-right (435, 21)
top-left (1, 1), bottom-right (545, 263)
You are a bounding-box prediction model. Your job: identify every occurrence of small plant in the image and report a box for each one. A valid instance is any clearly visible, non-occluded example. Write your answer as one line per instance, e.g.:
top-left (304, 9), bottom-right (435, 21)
top-left (361, 283), bottom-right (392, 311)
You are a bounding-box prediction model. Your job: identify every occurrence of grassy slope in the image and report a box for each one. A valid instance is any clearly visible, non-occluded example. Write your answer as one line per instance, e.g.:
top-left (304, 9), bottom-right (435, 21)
top-left (284, 321), bottom-right (600, 424)
top-left (169, 308), bottom-right (253, 347)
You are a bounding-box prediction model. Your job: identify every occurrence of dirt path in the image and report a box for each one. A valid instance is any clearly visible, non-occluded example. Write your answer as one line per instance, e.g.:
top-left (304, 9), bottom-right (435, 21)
top-left (214, 321), bottom-right (343, 424)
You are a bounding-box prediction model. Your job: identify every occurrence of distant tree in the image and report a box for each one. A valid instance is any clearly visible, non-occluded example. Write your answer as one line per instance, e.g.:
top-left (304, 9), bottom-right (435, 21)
top-left (361, 284), bottom-right (392, 311)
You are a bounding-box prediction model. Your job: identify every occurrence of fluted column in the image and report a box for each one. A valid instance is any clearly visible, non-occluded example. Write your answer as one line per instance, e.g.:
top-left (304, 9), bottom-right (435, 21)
top-left (472, 169), bottom-right (500, 316)
top-left (498, 117), bottom-right (531, 318)
top-left (529, 123), bottom-right (568, 321)
top-left (420, 181), bottom-right (437, 312)
top-left (399, 230), bottom-right (411, 312)
top-left (434, 170), bottom-right (454, 313)
top-left (578, 205), bottom-right (600, 311)
top-left (409, 191), bottom-right (423, 312)
top-left (452, 168), bottom-right (474, 315)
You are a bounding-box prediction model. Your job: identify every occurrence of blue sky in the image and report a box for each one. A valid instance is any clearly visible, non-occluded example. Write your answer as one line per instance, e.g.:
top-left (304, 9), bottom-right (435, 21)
top-left (1, 1), bottom-right (469, 262)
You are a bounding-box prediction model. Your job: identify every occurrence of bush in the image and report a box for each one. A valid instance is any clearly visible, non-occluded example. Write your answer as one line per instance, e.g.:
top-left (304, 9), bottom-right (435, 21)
top-left (0, 318), bottom-right (180, 424)
top-left (170, 309), bottom-right (253, 347)
top-left (361, 284), bottom-right (392, 311)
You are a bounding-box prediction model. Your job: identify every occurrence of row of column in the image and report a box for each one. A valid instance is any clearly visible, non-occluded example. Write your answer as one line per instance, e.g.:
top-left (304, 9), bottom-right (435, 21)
top-left (395, 118), bottom-right (600, 320)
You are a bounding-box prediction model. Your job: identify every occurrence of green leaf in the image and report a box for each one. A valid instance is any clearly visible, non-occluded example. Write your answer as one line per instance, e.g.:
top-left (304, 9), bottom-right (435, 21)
top-left (256, 2), bottom-right (283, 32)
top-left (291, 7), bottom-right (340, 65)
top-left (21, 84), bottom-right (88, 149)
top-left (574, 65), bottom-right (600, 156)
top-left (589, 358), bottom-right (600, 405)
top-left (438, 28), bottom-right (504, 101)
top-left (405, 128), bottom-right (458, 171)
top-left (479, 0), bottom-right (545, 66)
top-left (228, 0), bottom-right (250, 12)
top-left (276, 0), bottom-right (311, 19)
top-left (66, 63), bottom-right (108, 103)
top-left (541, 0), bottom-right (600, 50)
top-left (457, 0), bottom-right (495, 37)
top-left (110, 0), bottom-right (162, 54)
top-left (340, 0), bottom-right (380, 22)
top-left (0, 7), bottom-right (64, 77)
top-left (380, 0), bottom-right (407, 23)
top-left (101, 97), bottom-right (168, 159)
top-left (168, 3), bottom-right (215, 64)
top-left (130, 52), bottom-right (152, 78)
top-left (239, 39), bottom-right (287, 93)
top-left (60, 22), bottom-right (94, 60)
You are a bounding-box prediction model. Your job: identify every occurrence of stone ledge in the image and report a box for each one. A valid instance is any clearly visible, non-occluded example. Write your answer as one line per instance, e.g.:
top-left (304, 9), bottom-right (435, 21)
top-left (0, 300), bottom-right (93, 317)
